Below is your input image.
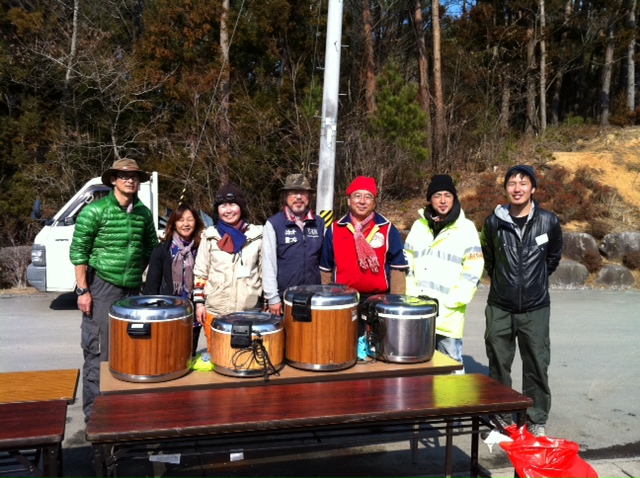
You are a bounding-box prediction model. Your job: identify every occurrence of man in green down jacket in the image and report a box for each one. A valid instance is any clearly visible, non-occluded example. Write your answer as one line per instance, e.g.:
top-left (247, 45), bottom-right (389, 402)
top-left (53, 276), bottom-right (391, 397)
top-left (70, 158), bottom-right (158, 422)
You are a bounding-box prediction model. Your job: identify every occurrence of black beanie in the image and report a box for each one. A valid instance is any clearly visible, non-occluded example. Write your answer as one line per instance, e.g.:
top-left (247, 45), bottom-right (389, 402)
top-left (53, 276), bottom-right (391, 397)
top-left (504, 165), bottom-right (537, 189)
top-left (426, 175), bottom-right (457, 200)
top-left (214, 184), bottom-right (248, 219)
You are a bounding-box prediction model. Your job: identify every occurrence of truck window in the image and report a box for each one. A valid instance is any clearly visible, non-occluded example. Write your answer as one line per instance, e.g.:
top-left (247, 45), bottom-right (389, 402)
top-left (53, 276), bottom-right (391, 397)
top-left (57, 186), bottom-right (111, 226)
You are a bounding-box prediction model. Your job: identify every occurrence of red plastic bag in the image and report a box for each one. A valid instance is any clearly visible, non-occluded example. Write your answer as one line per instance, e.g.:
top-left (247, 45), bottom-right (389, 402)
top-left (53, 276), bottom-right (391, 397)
top-left (499, 425), bottom-right (598, 478)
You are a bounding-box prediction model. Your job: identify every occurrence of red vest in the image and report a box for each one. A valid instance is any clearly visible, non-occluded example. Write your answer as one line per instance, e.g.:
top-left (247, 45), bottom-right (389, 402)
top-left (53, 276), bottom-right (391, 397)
top-left (332, 220), bottom-right (392, 294)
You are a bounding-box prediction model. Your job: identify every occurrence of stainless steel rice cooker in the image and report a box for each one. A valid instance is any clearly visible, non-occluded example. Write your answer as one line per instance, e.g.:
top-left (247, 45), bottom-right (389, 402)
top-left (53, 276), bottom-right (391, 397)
top-left (361, 294), bottom-right (438, 363)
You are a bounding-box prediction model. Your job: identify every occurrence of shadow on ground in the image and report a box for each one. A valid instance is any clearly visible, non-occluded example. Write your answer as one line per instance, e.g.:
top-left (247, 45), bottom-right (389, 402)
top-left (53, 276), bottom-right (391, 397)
top-left (60, 440), bottom-right (516, 477)
top-left (463, 354), bottom-right (489, 375)
top-left (50, 292), bottom-right (78, 311)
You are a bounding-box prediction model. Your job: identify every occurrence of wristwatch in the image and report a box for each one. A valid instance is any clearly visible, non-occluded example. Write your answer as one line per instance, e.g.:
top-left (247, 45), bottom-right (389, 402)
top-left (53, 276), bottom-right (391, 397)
top-left (75, 286), bottom-right (89, 296)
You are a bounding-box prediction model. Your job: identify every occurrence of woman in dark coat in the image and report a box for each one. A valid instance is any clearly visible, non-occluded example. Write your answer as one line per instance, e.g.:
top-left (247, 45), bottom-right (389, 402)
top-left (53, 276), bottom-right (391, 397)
top-left (143, 203), bottom-right (205, 356)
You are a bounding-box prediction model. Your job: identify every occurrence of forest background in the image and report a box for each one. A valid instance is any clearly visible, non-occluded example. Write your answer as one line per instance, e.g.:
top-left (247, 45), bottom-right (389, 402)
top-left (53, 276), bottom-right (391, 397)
top-left (1, 0), bottom-right (639, 253)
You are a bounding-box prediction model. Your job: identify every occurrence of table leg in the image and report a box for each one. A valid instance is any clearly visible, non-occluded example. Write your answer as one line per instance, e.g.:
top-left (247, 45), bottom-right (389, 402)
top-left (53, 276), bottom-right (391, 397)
top-left (42, 444), bottom-right (61, 477)
top-left (444, 419), bottom-right (453, 478)
top-left (92, 444), bottom-right (109, 477)
top-left (411, 421), bottom-right (419, 463)
top-left (514, 409), bottom-right (526, 478)
top-left (470, 416), bottom-right (480, 478)
top-left (57, 442), bottom-right (63, 476)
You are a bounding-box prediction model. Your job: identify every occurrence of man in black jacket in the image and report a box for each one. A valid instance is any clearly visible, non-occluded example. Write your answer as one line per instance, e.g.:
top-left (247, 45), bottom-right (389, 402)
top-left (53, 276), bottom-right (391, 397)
top-left (480, 165), bottom-right (563, 437)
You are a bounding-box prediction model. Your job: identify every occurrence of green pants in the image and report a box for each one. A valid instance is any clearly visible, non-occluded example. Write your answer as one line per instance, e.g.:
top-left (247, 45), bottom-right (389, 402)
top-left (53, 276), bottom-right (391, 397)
top-left (484, 305), bottom-right (551, 425)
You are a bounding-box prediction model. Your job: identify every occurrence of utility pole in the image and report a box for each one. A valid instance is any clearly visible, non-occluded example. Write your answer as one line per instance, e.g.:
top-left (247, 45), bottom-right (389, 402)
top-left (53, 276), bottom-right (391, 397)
top-left (315, 0), bottom-right (343, 228)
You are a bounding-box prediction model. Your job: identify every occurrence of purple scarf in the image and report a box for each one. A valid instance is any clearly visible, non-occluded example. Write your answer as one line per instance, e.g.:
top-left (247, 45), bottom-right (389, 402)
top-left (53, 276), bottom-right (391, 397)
top-left (171, 231), bottom-right (195, 296)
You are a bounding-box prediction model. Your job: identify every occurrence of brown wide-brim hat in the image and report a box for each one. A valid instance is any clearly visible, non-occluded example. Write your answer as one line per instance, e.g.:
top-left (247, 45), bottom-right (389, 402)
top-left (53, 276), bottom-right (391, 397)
top-left (101, 158), bottom-right (151, 187)
top-left (280, 174), bottom-right (314, 191)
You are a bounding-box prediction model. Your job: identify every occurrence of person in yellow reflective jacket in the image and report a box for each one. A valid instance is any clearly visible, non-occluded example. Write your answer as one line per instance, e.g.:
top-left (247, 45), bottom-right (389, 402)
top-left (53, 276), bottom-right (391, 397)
top-left (404, 175), bottom-right (484, 372)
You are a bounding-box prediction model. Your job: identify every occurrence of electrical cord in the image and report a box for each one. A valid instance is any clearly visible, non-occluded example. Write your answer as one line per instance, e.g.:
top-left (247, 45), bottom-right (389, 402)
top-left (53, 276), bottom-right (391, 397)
top-left (231, 335), bottom-right (280, 382)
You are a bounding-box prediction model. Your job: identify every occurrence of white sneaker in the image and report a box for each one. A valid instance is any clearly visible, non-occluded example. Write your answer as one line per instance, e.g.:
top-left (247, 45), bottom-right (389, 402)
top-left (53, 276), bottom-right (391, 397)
top-left (528, 423), bottom-right (546, 437)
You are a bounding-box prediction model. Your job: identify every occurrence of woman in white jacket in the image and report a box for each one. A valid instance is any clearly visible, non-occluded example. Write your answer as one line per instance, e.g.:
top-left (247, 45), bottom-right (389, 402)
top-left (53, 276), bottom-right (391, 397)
top-left (404, 175), bottom-right (484, 372)
top-left (193, 184), bottom-right (263, 343)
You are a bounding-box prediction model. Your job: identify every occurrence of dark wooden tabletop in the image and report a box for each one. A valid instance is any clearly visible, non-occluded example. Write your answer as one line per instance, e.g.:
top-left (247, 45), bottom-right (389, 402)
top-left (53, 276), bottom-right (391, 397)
top-left (0, 400), bottom-right (68, 448)
top-left (87, 373), bottom-right (532, 443)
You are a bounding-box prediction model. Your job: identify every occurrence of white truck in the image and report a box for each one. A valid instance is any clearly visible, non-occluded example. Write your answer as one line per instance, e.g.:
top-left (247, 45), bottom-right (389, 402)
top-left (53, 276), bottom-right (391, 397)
top-left (27, 172), bottom-right (160, 293)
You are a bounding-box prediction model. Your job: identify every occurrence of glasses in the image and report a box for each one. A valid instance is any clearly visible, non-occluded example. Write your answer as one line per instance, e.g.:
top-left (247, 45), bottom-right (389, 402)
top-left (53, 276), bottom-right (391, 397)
top-left (117, 174), bottom-right (140, 182)
top-left (215, 193), bottom-right (236, 203)
top-left (350, 193), bottom-right (374, 202)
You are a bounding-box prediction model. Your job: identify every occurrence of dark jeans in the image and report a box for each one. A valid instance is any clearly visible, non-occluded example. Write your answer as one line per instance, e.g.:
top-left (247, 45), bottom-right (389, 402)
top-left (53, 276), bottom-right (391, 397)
top-left (81, 274), bottom-right (137, 422)
top-left (484, 304), bottom-right (551, 425)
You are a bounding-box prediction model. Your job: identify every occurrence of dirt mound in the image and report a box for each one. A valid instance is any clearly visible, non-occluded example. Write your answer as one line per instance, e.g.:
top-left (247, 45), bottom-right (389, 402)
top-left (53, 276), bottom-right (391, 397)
top-left (550, 127), bottom-right (640, 211)
top-left (381, 126), bottom-right (640, 235)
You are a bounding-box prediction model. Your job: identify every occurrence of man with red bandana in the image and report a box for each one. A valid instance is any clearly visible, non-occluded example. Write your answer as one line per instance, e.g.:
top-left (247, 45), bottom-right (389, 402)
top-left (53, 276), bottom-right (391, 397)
top-left (319, 176), bottom-right (408, 296)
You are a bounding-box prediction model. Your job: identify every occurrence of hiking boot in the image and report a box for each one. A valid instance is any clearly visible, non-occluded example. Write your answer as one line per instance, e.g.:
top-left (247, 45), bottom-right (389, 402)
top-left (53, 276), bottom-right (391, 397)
top-left (493, 413), bottom-right (513, 431)
top-left (528, 423), bottom-right (546, 437)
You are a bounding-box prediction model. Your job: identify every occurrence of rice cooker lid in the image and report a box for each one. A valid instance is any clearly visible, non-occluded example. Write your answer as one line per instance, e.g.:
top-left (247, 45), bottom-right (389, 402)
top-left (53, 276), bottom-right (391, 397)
top-left (110, 295), bottom-right (193, 321)
top-left (283, 284), bottom-right (359, 307)
top-left (365, 294), bottom-right (437, 317)
top-left (212, 311), bottom-right (283, 334)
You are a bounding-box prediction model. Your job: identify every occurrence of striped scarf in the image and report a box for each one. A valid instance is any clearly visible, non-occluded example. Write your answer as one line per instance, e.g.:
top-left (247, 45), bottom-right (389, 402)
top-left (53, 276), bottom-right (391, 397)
top-left (353, 212), bottom-right (379, 273)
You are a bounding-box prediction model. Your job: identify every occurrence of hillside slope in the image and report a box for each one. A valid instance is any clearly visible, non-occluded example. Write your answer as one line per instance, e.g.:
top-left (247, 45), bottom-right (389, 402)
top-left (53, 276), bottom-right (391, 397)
top-left (550, 127), bottom-right (640, 232)
top-left (384, 126), bottom-right (640, 237)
